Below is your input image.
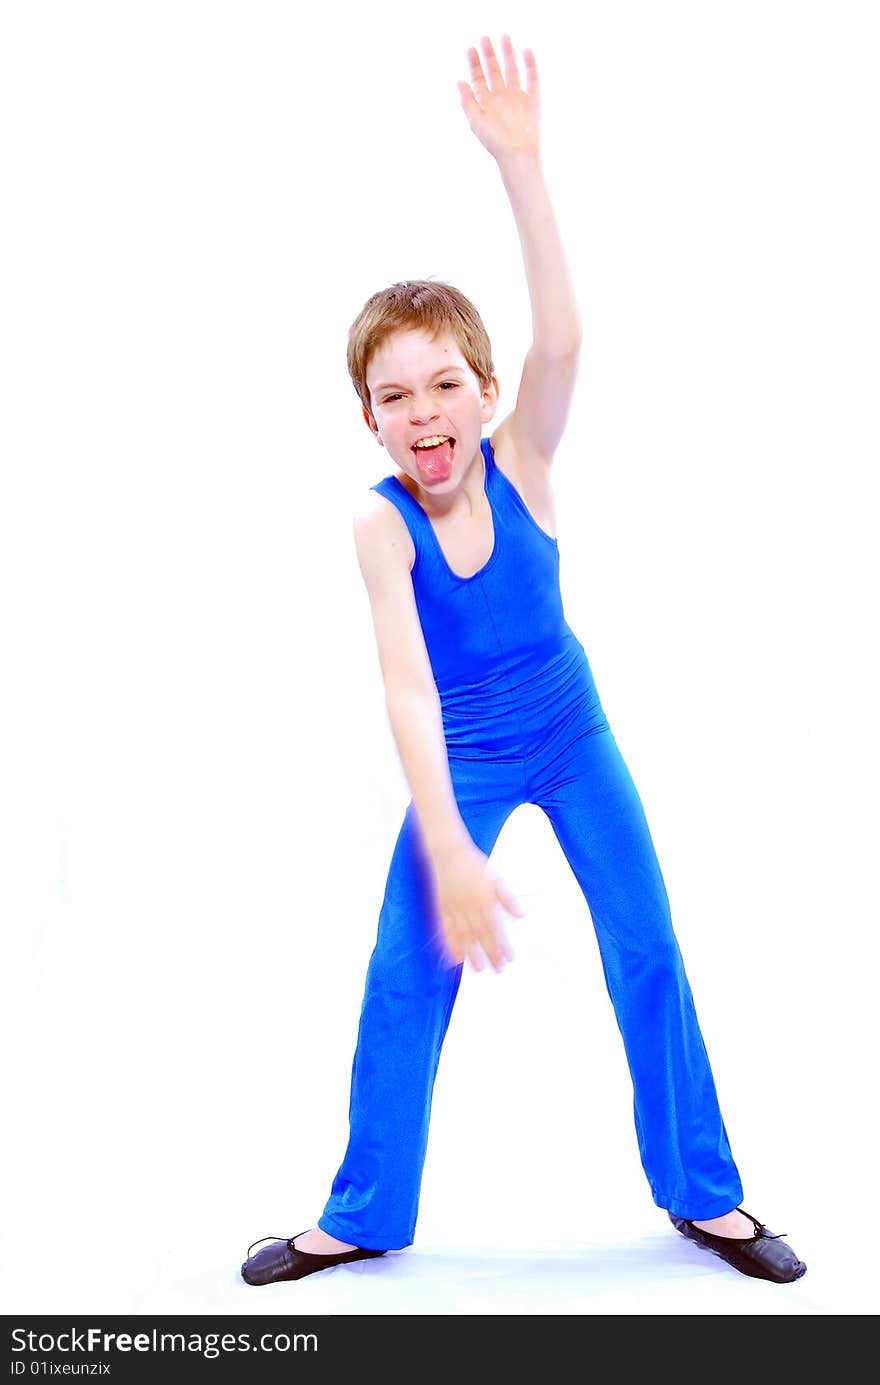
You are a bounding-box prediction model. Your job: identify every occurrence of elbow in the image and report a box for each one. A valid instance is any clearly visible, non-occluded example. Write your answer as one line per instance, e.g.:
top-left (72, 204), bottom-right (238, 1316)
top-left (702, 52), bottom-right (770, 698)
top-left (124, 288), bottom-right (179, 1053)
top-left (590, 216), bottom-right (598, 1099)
top-left (385, 680), bottom-right (438, 722)
top-left (530, 333), bottom-right (583, 362)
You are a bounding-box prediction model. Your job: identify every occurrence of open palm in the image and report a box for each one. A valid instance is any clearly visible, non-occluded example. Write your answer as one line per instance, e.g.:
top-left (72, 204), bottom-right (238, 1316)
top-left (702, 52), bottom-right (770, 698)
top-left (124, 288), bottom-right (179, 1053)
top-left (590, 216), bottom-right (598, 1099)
top-left (458, 34), bottom-right (540, 162)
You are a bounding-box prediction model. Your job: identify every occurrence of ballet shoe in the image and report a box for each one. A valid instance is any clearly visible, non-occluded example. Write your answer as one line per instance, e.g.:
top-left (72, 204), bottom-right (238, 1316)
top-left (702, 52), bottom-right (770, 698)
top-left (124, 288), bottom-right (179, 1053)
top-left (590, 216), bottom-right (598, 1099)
top-left (241, 1231), bottom-right (387, 1285)
top-left (668, 1208), bottom-right (806, 1283)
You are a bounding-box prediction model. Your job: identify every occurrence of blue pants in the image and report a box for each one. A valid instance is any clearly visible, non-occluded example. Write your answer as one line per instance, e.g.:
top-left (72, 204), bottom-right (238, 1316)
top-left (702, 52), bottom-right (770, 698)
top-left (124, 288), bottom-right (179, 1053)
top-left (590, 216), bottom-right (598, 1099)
top-left (319, 722), bottom-right (744, 1249)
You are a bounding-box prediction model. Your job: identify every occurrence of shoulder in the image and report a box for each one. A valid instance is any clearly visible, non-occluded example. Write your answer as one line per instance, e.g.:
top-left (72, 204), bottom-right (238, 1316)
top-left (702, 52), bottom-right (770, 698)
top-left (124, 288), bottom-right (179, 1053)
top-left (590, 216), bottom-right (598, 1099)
top-left (488, 415), bottom-right (558, 539)
top-left (489, 413), bottom-right (553, 482)
top-left (352, 485), bottom-right (416, 579)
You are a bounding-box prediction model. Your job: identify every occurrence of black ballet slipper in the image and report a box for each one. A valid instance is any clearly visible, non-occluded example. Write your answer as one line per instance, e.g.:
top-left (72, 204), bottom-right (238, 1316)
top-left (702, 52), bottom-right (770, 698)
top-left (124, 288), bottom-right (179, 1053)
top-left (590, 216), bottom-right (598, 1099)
top-left (668, 1208), bottom-right (806, 1283)
top-left (241, 1231), bottom-right (387, 1285)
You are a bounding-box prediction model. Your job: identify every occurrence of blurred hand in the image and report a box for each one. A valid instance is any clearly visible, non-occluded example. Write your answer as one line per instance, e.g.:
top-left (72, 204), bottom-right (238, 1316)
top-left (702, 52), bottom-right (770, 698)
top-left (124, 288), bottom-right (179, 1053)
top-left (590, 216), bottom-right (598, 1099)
top-left (430, 837), bottom-right (525, 972)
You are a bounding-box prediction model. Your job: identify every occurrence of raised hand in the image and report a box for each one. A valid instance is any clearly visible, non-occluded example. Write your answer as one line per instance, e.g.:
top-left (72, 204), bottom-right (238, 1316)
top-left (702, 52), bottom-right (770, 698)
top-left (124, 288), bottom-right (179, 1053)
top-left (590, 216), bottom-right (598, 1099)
top-left (457, 34), bottom-right (540, 164)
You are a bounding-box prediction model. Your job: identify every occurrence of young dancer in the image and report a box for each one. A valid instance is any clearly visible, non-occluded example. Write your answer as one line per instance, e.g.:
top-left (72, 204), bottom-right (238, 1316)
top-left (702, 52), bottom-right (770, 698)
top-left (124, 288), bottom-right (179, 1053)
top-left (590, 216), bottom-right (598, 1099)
top-left (242, 34), bottom-right (805, 1288)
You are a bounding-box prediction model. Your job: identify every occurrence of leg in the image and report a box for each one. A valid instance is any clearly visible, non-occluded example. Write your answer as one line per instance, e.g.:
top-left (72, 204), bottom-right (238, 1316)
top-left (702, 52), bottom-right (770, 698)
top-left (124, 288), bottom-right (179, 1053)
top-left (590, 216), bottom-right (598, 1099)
top-left (319, 756), bottom-right (525, 1249)
top-left (527, 725), bottom-right (744, 1221)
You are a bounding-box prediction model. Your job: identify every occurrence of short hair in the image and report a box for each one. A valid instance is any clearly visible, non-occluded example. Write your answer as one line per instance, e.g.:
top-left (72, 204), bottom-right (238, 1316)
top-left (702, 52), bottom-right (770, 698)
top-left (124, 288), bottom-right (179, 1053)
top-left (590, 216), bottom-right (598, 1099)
top-left (347, 278), bottom-right (495, 415)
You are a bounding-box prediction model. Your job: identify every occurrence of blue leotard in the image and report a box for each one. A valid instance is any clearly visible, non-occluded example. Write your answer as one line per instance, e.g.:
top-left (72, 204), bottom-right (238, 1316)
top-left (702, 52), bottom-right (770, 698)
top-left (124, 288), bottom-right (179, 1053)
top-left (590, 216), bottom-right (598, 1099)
top-left (318, 435), bottom-right (743, 1248)
top-left (370, 436), bottom-right (608, 760)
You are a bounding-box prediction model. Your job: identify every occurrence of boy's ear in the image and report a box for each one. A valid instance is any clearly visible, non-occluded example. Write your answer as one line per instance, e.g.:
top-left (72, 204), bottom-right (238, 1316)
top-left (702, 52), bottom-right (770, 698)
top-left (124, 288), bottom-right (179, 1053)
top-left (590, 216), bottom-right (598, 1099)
top-left (481, 375), bottom-right (500, 418)
top-left (362, 404), bottom-right (382, 441)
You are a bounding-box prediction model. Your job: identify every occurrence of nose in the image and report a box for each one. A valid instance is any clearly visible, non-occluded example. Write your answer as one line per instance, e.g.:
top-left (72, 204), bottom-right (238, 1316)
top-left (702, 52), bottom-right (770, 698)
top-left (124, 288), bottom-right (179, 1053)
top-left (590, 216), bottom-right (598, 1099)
top-left (409, 393), bottom-right (440, 425)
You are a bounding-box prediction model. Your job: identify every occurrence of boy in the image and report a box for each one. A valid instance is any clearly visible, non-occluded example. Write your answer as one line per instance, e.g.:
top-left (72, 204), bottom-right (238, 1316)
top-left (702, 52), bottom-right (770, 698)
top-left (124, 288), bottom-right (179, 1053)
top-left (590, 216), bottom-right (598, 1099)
top-left (242, 34), bottom-right (805, 1288)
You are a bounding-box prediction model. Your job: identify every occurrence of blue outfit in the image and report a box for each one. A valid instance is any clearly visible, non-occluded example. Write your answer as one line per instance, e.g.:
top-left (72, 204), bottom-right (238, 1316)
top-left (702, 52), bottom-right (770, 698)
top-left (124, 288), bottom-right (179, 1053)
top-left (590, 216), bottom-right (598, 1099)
top-left (319, 436), bottom-right (743, 1249)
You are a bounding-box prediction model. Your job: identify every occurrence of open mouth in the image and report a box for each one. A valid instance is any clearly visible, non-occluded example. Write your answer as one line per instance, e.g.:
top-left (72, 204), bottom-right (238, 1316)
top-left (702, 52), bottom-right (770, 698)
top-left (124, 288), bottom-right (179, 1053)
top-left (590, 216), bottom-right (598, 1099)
top-left (411, 435), bottom-right (455, 481)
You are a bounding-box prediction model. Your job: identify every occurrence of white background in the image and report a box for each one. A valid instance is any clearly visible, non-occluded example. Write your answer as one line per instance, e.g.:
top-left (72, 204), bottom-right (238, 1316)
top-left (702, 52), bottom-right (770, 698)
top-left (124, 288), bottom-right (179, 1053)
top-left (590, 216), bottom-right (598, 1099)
top-left (2, 0), bottom-right (878, 1317)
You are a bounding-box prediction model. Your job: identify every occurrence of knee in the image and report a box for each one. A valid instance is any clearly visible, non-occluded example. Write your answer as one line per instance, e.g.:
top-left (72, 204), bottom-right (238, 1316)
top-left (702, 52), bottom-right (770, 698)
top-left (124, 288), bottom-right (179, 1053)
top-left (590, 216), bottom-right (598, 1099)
top-left (365, 939), bottom-right (457, 1004)
top-left (634, 936), bottom-right (692, 1013)
top-left (611, 928), bottom-right (684, 992)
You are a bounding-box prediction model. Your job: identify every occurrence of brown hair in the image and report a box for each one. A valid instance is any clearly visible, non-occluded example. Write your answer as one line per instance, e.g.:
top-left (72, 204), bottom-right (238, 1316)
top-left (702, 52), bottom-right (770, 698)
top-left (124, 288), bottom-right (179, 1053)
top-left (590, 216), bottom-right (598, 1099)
top-left (347, 278), bottom-right (495, 416)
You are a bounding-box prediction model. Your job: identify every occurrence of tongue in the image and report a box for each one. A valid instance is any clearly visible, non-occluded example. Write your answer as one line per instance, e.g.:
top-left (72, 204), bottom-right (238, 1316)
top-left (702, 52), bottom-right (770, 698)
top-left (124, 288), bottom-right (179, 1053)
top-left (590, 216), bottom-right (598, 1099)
top-left (414, 438), bottom-right (454, 481)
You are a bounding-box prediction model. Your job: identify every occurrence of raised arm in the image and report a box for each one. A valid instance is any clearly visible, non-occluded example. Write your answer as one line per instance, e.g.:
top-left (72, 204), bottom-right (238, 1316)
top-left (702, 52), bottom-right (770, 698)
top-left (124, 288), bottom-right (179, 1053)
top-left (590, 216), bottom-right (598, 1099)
top-left (458, 34), bottom-right (581, 465)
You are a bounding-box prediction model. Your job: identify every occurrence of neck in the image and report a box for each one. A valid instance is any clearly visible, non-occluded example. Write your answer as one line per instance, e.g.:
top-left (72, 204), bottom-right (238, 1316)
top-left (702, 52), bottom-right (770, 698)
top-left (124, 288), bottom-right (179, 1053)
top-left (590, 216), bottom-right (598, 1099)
top-left (407, 444), bottom-right (484, 518)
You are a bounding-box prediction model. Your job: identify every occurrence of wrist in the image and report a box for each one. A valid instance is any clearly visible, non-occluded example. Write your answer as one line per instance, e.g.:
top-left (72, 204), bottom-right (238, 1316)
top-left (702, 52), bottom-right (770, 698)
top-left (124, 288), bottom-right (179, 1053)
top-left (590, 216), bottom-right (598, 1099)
top-left (423, 825), bottom-right (474, 864)
top-left (497, 149), bottom-right (543, 179)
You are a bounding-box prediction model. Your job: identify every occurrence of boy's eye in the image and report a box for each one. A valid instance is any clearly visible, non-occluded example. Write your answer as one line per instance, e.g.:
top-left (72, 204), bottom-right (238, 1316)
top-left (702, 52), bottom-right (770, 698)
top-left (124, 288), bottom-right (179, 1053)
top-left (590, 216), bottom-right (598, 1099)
top-left (381, 382), bottom-right (459, 404)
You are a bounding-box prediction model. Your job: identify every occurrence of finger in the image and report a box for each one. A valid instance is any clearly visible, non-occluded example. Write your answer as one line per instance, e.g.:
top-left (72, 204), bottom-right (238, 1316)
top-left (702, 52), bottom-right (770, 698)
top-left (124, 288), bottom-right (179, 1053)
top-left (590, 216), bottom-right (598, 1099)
top-left (487, 940), bottom-right (512, 973)
top-left (482, 919), bottom-right (513, 972)
top-left (499, 33), bottom-right (522, 91)
top-left (467, 941), bottom-right (485, 973)
top-left (496, 920), bottom-right (515, 965)
top-left (522, 47), bottom-right (539, 98)
top-left (457, 80), bottom-right (485, 128)
top-left (451, 919), bottom-right (479, 975)
top-left (474, 939), bottom-right (503, 974)
top-left (465, 44), bottom-right (489, 101)
top-left (472, 910), bottom-right (505, 969)
top-left (479, 34), bottom-right (505, 92)
top-left (445, 933), bottom-right (465, 966)
top-left (497, 882), bottom-right (526, 917)
top-left (457, 79), bottom-right (477, 111)
top-left (442, 913), bottom-right (464, 960)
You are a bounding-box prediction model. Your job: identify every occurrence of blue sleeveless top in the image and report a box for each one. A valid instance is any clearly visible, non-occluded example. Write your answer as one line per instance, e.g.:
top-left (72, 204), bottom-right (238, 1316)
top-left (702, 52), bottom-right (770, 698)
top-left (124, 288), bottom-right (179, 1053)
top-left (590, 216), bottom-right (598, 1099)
top-left (370, 435), bottom-right (607, 760)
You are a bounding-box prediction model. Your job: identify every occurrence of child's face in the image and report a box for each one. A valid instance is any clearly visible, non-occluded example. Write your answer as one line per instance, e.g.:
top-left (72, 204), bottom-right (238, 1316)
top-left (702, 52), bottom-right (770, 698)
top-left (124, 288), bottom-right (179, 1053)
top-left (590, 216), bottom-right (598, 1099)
top-left (364, 328), bottom-right (498, 491)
